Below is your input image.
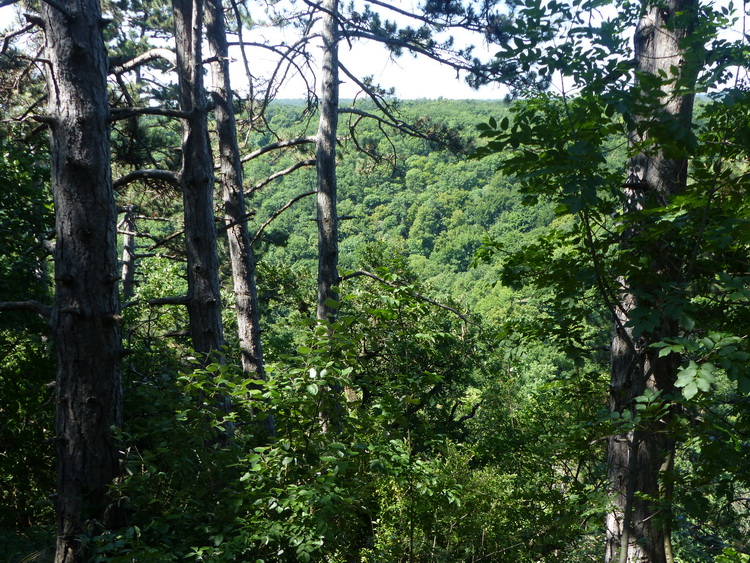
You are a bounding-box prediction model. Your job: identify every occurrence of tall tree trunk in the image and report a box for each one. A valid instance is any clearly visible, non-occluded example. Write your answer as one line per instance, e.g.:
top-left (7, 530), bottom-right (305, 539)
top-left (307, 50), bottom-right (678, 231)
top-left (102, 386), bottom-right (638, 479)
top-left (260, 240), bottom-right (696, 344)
top-left (605, 1), bottom-right (699, 561)
top-left (172, 0), bottom-right (225, 356)
top-left (205, 0), bottom-right (275, 436)
top-left (120, 206), bottom-right (136, 300)
top-left (40, 3), bottom-right (124, 561)
top-left (316, 0), bottom-right (340, 323)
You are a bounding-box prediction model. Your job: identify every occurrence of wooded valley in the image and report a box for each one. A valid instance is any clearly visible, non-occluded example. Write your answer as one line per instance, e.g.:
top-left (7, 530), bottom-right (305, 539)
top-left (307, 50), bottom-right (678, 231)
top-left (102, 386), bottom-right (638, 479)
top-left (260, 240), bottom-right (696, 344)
top-left (1, 0), bottom-right (750, 561)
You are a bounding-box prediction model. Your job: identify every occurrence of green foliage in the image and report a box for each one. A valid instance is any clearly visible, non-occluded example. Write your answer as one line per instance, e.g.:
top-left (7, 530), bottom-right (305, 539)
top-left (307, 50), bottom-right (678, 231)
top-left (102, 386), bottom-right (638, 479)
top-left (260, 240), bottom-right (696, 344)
top-left (0, 140), bottom-right (52, 307)
top-left (0, 139), bottom-right (55, 562)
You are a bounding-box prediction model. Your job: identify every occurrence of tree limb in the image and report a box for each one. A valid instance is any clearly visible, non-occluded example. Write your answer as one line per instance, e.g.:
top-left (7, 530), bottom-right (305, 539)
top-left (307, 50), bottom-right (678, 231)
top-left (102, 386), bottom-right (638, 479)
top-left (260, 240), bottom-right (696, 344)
top-left (110, 106), bottom-right (191, 121)
top-left (147, 296), bottom-right (190, 306)
top-left (0, 300), bottom-right (52, 319)
top-left (109, 48), bottom-right (176, 75)
top-left (455, 398), bottom-right (485, 424)
top-left (251, 190), bottom-right (316, 246)
top-left (146, 229), bottom-right (184, 251)
top-left (113, 169), bottom-right (179, 190)
top-left (247, 158), bottom-right (316, 195)
top-left (240, 136), bottom-right (316, 163)
top-left (1, 22), bottom-right (35, 54)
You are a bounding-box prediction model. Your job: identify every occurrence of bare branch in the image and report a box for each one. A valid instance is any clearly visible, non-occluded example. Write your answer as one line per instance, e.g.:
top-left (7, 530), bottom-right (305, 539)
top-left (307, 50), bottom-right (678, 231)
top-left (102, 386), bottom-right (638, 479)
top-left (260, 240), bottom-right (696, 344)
top-left (218, 211), bottom-right (255, 235)
top-left (146, 296), bottom-right (189, 306)
top-left (23, 13), bottom-right (44, 28)
top-left (10, 95), bottom-right (47, 123)
top-left (122, 296), bottom-right (189, 309)
top-left (240, 136), bottom-right (316, 163)
top-left (1, 22), bottom-right (35, 55)
top-left (113, 169), bottom-right (179, 190)
top-left (146, 229), bottom-right (184, 251)
top-left (455, 398), bottom-right (485, 424)
top-left (344, 28), bottom-right (491, 81)
top-left (31, 114), bottom-right (56, 125)
top-left (0, 300), bottom-right (52, 319)
top-left (247, 158), bottom-right (316, 195)
top-left (251, 190), bottom-right (316, 246)
top-left (110, 106), bottom-right (190, 121)
top-left (109, 48), bottom-right (176, 75)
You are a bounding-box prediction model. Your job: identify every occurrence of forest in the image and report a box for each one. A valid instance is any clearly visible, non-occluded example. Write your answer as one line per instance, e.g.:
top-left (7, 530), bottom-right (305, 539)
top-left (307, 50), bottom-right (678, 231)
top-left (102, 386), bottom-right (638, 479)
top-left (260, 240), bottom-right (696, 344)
top-left (1, 0), bottom-right (749, 561)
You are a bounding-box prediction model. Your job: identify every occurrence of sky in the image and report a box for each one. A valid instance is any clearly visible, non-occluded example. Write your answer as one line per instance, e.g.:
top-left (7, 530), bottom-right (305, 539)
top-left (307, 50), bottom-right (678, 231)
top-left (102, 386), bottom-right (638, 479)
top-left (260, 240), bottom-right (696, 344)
top-left (0, 2), bottom-right (506, 101)
top-left (230, 1), bottom-right (508, 101)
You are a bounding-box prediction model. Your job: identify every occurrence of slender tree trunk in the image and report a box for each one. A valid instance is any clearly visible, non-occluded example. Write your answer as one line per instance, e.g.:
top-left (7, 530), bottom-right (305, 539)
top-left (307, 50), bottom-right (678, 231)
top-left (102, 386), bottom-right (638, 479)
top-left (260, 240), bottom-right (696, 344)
top-left (172, 0), bottom-right (225, 356)
top-left (205, 0), bottom-right (275, 436)
top-left (120, 206), bottom-right (136, 300)
top-left (605, 1), bottom-right (699, 561)
top-left (316, 0), bottom-right (340, 323)
top-left (40, 3), bottom-right (124, 561)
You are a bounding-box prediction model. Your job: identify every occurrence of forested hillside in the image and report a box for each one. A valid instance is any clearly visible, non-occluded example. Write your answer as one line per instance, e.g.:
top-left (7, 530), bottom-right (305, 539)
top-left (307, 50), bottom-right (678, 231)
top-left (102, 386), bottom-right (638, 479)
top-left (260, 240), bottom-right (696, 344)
top-left (1, 0), bottom-right (750, 562)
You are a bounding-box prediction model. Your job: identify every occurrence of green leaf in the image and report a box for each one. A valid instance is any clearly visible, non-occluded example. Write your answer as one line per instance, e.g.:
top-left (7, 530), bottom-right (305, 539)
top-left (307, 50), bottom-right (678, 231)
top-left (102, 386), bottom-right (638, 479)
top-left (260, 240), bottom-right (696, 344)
top-left (682, 381), bottom-right (699, 400)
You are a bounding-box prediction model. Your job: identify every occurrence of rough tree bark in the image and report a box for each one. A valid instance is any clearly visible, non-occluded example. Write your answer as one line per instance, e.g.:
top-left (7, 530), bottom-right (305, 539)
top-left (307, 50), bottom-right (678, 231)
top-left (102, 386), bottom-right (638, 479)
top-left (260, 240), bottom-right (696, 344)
top-left (39, 2), bottom-right (124, 561)
top-left (205, 0), bottom-right (275, 435)
top-left (172, 0), bottom-right (225, 355)
top-left (119, 206), bottom-right (136, 300)
top-left (605, 1), bottom-right (699, 561)
top-left (315, 0), bottom-right (340, 323)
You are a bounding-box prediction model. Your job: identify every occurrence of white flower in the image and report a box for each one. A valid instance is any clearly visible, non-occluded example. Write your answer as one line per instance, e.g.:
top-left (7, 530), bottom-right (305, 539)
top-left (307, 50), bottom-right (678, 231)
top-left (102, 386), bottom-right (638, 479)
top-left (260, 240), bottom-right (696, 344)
top-left (309, 368), bottom-right (317, 378)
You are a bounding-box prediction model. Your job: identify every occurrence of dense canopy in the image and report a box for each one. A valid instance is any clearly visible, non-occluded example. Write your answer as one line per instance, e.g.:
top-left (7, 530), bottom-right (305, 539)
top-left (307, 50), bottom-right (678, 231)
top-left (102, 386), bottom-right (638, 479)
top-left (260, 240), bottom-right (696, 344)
top-left (1, 0), bottom-right (749, 561)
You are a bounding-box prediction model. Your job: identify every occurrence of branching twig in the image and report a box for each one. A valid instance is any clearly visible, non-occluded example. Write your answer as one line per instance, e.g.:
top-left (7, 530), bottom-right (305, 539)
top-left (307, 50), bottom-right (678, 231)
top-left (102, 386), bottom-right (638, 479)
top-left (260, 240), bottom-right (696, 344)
top-left (251, 190), bottom-right (316, 245)
top-left (1, 22), bottom-right (35, 54)
top-left (247, 158), bottom-right (316, 195)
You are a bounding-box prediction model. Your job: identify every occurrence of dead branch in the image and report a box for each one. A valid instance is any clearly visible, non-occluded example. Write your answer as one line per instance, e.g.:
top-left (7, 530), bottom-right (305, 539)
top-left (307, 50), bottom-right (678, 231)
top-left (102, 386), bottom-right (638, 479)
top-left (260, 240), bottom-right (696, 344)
top-left (251, 190), bottom-right (316, 246)
top-left (240, 136), bottom-right (316, 163)
top-left (110, 106), bottom-right (190, 121)
top-left (113, 169), bottom-right (179, 190)
top-left (109, 48), bottom-right (176, 75)
top-left (247, 158), bottom-right (316, 195)
top-left (1, 22), bottom-right (35, 54)
top-left (0, 300), bottom-right (52, 319)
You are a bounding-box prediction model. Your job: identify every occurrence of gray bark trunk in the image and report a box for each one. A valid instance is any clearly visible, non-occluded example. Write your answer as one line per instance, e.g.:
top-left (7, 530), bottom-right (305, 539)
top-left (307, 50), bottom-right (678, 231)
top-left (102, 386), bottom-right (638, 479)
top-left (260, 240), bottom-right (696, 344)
top-left (40, 3), bottom-right (124, 561)
top-left (120, 206), bottom-right (136, 300)
top-left (316, 0), bottom-right (340, 323)
top-left (606, 1), bottom-right (699, 561)
top-left (172, 0), bottom-right (225, 356)
top-left (205, 0), bottom-right (275, 436)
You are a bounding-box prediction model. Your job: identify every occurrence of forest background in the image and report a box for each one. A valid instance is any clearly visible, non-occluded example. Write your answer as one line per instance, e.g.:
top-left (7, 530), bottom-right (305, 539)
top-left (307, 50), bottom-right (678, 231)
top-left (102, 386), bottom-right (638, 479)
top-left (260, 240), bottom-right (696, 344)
top-left (1, 0), bottom-right (750, 562)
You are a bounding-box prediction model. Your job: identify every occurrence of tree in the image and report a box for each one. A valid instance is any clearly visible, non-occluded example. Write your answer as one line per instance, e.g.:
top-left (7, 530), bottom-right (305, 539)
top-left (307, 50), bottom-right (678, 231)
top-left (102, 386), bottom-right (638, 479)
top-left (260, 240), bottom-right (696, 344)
top-left (172, 0), bottom-right (225, 356)
top-left (606, 1), bottom-right (700, 560)
top-left (205, 0), bottom-right (274, 434)
top-left (315, 0), bottom-right (340, 323)
top-left (38, 2), bottom-right (124, 561)
top-left (473, 0), bottom-right (750, 559)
